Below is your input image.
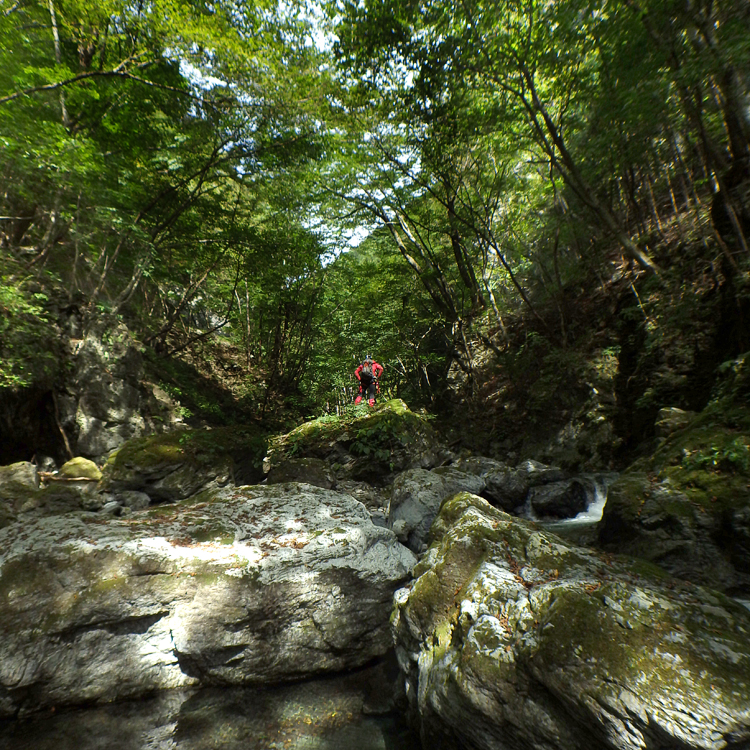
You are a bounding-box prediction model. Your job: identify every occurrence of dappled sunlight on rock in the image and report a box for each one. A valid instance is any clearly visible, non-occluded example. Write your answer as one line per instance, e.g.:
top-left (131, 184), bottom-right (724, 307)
top-left (0, 483), bottom-right (415, 717)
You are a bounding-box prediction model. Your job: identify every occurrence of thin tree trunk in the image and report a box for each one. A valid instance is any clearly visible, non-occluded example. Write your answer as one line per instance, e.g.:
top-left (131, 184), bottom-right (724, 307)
top-left (518, 65), bottom-right (662, 275)
top-left (69, 191), bottom-right (82, 303)
top-left (48, 0), bottom-right (69, 128)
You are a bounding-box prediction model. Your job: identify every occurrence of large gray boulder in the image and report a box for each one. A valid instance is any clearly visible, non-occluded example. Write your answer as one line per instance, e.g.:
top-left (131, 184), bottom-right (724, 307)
top-left (483, 459), bottom-right (568, 513)
top-left (527, 478), bottom-right (589, 519)
top-left (393, 492), bottom-right (750, 750)
top-left (0, 482), bottom-right (416, 717)
top-left (387, 468), bottom-right (485, 551)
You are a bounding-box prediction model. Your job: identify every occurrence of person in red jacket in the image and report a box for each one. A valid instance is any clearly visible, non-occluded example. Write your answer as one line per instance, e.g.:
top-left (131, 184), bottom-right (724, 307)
top-left (354, 355), bottom-right (383, 406)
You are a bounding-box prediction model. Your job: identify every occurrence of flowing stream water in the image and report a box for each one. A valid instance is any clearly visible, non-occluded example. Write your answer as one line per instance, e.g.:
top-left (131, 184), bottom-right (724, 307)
top-left (524, 473), bottom-right (618, 547)
top-left (530, 473), bottom-right (618, 545)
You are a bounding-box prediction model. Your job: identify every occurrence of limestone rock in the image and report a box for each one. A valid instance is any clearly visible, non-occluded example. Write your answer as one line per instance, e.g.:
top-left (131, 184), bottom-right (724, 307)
top-left (46, 321), bottom-right (185, 463)
top-left (431, 466), bottom-right (486, 497)
top-left (388, 469), bottom-right (447, 549)
top-left (387, 467), bottom-right (484, 552)
top-left (0, 462), bottom-right (39, 490)
top-left (599, 472), bottom-right (750, 594)
top-left (0, 659), bottom-right (415, 749)
top-left (482, 466), bottom-right (529, 511)
top-left (99, 426), bottom-right (266, 503)
top-left (654, 407), bottom-right (696, 438)
top-left (517, 458), bottom-right (569, 487)
top-left (0, 461), bottom-right (89, 524)
top-left (481, 460), bottom-right (566, 513)
top-left (0, 463), bottom-right (37, 529)
top-left (0, 482), bottom-right (416, 717)
top-left (267, 456), bottom-right (334, 489)
top-left (527, 478), bottom-right (589, 519)
top-left (452, 456), bottom-right (508, 477)
top-left (62, 325), bottom-right (147, 458)
top-left (599, 393), bottom-right (750, 595)
top-left (393, 493), bottom-right (750, 750)
top-left (335, 480), bottom-right (387, 512)
top-left (118, 490), bottom-right (151, 510)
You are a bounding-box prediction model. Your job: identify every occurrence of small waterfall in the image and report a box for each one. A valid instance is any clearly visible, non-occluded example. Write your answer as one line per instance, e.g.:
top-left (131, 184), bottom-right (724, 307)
top-left (539, 473), bottom-right (618, 542)
top-left (521, 492), bottom-right (539, 521)
top-left (567, 473), bottom-right (618, 524)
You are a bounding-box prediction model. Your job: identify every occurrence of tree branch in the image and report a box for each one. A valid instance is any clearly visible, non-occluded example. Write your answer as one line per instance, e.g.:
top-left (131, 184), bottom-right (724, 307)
top-left (0, 62), bottom-right (207, 107)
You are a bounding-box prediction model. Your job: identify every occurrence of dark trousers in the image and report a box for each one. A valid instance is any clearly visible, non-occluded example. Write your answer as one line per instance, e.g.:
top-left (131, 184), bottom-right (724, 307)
top-left (357, 379), bottom-right (376, 401)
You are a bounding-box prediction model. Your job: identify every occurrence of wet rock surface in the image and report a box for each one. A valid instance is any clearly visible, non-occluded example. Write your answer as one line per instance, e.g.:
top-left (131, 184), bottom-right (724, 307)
top-left (0, 660), bottom-right (420, 750)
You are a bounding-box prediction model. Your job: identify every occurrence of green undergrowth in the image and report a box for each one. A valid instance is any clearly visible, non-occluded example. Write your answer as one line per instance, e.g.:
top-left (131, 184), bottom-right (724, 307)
top-left (0, 278), bottom-right (62, 390)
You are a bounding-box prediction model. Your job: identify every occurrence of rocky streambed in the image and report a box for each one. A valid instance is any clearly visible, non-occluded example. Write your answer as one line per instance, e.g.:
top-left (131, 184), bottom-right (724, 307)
top-left (1, 399), bottom-right (749, 749)
top-left (2, 662), bottom-right (420, 750)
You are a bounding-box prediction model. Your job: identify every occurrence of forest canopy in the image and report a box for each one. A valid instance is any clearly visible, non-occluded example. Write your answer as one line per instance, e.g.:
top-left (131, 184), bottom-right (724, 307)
top-left (1, 0), bottom-right (749, 442)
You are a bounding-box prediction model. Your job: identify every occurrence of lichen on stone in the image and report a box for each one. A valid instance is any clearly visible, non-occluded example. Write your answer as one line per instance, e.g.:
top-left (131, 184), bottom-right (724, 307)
top-left (393, 492), bottom-right (750, 749)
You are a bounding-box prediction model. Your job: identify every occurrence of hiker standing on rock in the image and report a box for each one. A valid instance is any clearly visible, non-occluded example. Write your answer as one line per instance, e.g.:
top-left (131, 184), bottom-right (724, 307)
top-left (354, 355), bottom-right (383, 406)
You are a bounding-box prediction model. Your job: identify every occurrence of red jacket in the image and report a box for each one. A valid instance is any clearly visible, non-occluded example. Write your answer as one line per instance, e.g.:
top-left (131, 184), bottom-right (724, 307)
top-left (355, 361), bottom-right (383, 381)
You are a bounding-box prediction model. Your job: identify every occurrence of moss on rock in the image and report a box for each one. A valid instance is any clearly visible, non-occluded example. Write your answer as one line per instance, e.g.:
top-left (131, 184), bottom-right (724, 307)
top-left (265, 400), bottom-right (445, 485)
top-left (600, 376), bottom-right (750, 593)
top-left (59, 457), bottom-right (102, 481)
top-left (393, 492), bottom-right (750, 749)
top-left (100, 425), bottom-right (267, 500)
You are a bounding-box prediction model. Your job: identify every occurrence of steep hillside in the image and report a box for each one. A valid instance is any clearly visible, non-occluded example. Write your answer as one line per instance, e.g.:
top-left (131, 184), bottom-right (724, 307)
top-left (439, 244), bottom-right (750, 472)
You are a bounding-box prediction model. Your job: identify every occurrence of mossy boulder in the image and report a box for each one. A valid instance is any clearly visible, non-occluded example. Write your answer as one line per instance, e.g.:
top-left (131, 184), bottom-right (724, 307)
top-left (99, 425), bottom-right (267, 503)
top-left (393, 493), bottom-right (750, 750)
top-left (265, 400), bottom-right (449, 487)
top-left (599, 370), bottom-right (750, 594)
top-left (59, 457), bottom-right (102, 481)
